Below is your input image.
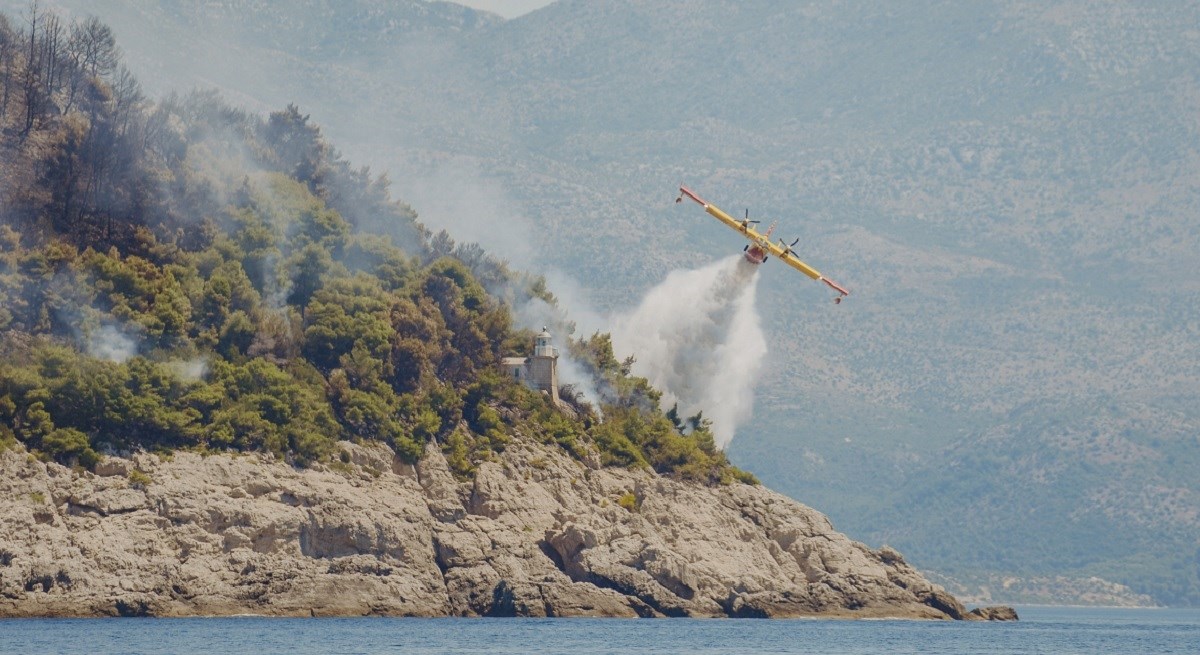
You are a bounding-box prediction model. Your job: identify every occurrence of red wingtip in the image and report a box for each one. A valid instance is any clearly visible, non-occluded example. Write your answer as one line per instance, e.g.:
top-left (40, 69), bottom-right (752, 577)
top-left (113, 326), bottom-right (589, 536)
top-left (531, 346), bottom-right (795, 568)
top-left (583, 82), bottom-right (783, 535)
top-left (823, 278), bottom-right (850, 298)
top-left (677, 185), bottom-right (706, 207)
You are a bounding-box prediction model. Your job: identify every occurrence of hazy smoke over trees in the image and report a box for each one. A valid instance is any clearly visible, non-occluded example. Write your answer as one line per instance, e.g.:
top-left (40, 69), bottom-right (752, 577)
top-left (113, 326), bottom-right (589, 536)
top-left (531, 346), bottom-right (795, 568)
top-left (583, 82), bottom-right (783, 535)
top-left (611, 256), bottom-right (766, 448)
top-left (86, 323), bottom-right (137, 363)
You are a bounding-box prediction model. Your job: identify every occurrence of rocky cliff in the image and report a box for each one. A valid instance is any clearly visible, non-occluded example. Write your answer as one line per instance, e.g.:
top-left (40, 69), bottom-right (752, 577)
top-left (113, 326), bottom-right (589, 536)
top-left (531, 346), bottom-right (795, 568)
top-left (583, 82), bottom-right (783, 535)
top-left (0, 439), bottom-right (1011, 619)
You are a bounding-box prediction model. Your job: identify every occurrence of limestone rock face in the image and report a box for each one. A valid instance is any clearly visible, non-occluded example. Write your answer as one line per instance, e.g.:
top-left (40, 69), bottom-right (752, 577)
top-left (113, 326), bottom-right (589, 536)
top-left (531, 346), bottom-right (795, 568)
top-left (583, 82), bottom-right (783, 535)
top-left (0, 440), bottom-right (1008, 619)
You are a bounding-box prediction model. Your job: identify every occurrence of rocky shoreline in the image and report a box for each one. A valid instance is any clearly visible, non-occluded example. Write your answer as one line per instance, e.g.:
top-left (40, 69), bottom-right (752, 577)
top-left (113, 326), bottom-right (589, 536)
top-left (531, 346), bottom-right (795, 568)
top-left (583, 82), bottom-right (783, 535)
top-left (0, 439), bottom-right (1014, 620)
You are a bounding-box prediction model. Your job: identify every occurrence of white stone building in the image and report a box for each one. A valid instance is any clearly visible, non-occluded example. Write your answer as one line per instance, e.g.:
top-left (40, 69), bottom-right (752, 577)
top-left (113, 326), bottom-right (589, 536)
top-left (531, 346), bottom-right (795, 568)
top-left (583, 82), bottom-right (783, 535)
top-left (502, 327), bottom-right (559, 404)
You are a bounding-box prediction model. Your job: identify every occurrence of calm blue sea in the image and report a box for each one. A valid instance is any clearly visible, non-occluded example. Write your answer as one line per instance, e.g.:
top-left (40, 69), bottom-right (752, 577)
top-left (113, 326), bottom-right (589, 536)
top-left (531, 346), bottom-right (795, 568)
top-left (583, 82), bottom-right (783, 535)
top-left (1, 606), bottom-right (1197, 655)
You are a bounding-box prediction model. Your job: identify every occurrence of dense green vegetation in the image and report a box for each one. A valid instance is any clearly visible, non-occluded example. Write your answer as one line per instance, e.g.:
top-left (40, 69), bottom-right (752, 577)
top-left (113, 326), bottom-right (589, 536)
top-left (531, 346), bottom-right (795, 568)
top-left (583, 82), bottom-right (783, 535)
top-left (0, 7), bottom-right (753, 487)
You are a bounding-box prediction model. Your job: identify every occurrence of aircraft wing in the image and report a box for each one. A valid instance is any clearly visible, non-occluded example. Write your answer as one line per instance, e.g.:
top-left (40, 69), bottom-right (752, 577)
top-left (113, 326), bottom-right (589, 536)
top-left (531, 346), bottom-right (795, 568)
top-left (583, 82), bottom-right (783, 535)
top-left (697, 197), bottom-right (753, 235)
top-left (677, 185), bottom-right (771, 241)
top-left (764, 240), bottom-right (822, 280)
top-left (770, 241), bottom-right (849, 297)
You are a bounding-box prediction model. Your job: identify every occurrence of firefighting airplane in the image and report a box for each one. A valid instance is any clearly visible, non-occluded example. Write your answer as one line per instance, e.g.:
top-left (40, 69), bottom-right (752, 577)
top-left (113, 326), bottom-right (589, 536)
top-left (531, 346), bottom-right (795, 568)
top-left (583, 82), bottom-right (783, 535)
top-left (676, 185), bottom-right (850, 302)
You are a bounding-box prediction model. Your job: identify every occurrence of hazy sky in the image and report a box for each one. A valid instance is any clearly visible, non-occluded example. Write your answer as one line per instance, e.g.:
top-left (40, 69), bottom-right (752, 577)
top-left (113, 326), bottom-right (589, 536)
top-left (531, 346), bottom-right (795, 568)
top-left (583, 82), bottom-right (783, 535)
top-left (453, 0), bottom-right (555, 19)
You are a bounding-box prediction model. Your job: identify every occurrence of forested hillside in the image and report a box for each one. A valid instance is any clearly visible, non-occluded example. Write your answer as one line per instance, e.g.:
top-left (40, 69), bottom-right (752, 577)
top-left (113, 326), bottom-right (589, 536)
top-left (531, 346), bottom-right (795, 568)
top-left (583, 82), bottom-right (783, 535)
top-left (0, 7), bottom-right (753, 488)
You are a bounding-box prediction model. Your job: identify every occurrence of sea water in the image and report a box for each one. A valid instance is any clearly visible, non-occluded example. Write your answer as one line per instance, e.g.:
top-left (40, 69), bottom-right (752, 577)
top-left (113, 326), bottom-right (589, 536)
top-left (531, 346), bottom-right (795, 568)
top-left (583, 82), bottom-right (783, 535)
top-left (1, 606), bottom-right (1197, 655)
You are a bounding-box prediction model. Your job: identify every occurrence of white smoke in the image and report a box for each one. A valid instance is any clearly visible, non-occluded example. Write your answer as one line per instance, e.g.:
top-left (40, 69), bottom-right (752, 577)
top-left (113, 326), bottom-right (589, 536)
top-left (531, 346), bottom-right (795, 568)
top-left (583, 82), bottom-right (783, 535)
top-left (87, 324), bottom-right (138, 363)
top-left (611, 256), bottom-right (767, 448)
top-left (393, 159), bottom-right (533, 266)
top-left (513, 295), bottom-right (603, 411)
top-left (168, 358), bottom-right (209, 382)
top-left (555, 353), bottom-right (604, 416)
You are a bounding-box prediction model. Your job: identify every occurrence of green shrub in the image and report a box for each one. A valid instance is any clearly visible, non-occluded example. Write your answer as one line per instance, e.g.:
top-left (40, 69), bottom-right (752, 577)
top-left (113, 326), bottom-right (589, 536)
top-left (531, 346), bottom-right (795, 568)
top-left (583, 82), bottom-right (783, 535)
top-left (589, 417), bottom-right (647, 468)
top-left (0, 424), bottom-right (17, 453)
top-left (721, 466), bottom-right (760, 486)
top-left (128, 469), bottom-right (153, 488)
top-left (41, 427), bottom-right (100, 469)
top-left (442, 429), bottom-right (475, 479)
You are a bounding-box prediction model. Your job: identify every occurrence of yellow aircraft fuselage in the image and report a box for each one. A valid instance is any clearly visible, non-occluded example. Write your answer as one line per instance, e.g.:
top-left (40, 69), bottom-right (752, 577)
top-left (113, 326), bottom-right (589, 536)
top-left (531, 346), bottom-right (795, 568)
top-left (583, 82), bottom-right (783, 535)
top-left (676, 185), bottom-right (849, 300)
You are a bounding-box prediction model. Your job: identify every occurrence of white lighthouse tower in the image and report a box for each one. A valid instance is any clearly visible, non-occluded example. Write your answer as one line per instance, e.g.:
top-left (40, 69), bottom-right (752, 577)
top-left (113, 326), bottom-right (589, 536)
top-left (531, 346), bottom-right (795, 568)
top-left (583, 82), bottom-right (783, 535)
top-left (502, 327), bottom-right (559, 404)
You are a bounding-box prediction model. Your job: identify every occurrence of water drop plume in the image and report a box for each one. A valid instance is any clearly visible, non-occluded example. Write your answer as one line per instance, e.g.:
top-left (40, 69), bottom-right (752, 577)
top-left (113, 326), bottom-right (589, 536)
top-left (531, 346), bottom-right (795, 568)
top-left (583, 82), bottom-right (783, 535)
top-left (611, 256), bottom-right (767, 449)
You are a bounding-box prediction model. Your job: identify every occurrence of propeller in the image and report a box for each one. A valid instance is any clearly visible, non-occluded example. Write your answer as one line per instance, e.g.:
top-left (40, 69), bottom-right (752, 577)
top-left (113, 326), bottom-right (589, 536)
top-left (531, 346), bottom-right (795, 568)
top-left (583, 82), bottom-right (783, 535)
top-left (743, 209), bottom-right (760, 225)
top-left (779, 237), bottom-right (800, 256)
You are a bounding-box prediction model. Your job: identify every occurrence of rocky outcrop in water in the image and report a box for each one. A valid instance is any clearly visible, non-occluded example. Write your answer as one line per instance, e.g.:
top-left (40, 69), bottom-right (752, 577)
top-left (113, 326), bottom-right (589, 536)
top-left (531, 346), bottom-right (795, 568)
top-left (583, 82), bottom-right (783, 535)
top-left (0, 440), bottom-right (1013, 619)
top-left (967, 606), bottom-right (1020, 621)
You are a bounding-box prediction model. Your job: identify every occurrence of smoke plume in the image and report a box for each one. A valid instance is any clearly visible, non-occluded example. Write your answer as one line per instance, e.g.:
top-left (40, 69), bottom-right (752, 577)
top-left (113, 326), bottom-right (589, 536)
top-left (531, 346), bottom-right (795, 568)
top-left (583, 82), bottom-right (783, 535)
top-left (513, 293), bottom-right (604, 412)
top-left (87, 324), bottom-right (139, 363)
top-left (168, 358), bottom-right (209, 382)
top-left (611, 256), bottom-right (767, 448)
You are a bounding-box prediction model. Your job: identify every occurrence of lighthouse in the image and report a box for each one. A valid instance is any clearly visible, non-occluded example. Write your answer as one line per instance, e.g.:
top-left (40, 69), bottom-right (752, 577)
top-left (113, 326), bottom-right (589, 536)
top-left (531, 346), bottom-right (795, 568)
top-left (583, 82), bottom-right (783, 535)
top-left (501, 327), bottom-right (559, 404)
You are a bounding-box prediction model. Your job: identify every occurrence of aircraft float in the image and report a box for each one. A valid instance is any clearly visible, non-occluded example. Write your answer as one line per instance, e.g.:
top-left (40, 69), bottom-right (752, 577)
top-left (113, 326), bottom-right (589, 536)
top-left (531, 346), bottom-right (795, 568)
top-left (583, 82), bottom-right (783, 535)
top-left (676, 185), bottom-right (850, 303)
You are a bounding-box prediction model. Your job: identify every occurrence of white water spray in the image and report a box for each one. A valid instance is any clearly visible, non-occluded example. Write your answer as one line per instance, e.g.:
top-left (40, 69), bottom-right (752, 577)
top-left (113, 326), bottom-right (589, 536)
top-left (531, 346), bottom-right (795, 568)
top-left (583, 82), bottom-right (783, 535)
top-left (611, 256), bottom-right (767, 449)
